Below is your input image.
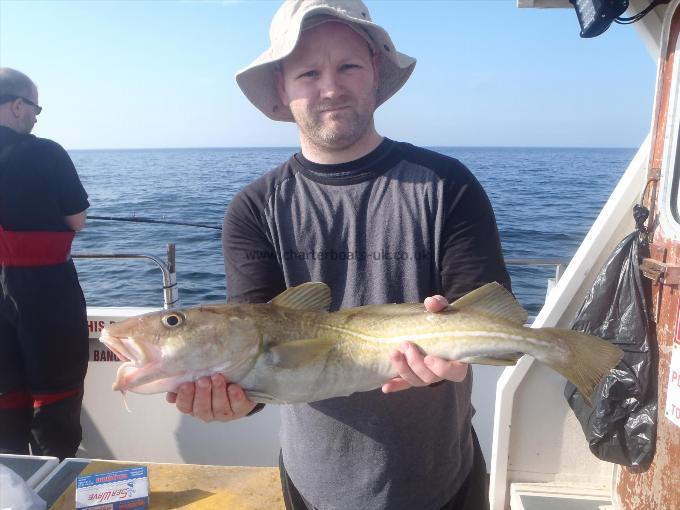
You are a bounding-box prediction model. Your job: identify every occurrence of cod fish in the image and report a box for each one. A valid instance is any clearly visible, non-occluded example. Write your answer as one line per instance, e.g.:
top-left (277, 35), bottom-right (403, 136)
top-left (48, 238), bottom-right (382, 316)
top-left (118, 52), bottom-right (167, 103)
top-left (100, 282), bottom-right (623, 406)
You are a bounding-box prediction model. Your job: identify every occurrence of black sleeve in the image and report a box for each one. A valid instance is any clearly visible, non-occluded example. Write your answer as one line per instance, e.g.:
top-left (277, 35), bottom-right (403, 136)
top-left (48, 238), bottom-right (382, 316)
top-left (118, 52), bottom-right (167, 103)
top-left (222, 189), bottom-right (286, 304)
top-left (439, 168), bottom-right (511, 302)
top-left (50, 142), bottom-right (89, 216)
top-left (223, 188), bottom-right (282, 415)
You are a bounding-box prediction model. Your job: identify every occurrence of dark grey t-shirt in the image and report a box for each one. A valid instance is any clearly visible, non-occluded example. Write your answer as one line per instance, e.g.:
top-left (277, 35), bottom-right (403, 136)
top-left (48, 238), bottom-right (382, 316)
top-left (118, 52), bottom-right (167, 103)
top-left (223, 139), bottom-right (510, 510)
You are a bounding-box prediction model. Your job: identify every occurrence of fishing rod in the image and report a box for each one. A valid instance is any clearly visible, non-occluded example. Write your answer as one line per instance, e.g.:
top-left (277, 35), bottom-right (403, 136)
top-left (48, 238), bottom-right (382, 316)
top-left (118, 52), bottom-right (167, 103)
top-left (89, 215), bottom-right (222, 230)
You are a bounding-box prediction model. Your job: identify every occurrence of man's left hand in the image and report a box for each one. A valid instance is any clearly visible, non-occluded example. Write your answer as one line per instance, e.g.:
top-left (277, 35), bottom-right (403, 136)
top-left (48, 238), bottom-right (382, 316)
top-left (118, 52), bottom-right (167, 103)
top-left (382, 294), bottom-right (468, 393)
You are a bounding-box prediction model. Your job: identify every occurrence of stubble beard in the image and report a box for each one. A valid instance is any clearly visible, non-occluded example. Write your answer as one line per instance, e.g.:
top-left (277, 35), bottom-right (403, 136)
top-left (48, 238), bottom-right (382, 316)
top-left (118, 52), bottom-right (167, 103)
top-left (292, 95), bottom-right (377, 152)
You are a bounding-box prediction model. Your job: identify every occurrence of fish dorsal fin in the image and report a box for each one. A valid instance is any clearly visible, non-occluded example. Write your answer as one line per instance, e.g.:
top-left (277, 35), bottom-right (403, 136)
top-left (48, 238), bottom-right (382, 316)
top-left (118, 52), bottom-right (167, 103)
top-left (270, 282), bottom-right (331, 312)
top-left (450, 282), bottom-right (528, 325)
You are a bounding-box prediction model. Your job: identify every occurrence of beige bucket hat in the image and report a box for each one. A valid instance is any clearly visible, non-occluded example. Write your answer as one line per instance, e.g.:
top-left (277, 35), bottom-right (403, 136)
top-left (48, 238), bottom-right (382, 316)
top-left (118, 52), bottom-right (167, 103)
top-left (235, 0), bottom-right (416, 122)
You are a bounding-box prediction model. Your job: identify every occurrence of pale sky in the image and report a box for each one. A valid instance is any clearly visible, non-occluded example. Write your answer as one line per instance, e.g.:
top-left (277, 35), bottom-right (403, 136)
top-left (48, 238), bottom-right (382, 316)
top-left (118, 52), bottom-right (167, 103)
top-left (0, 0), bottom-right (657, 149)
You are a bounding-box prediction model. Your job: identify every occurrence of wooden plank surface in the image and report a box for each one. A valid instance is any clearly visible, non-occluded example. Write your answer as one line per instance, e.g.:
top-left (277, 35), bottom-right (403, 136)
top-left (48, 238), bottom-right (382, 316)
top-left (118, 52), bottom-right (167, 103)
top-left (50, 460), bottom-right (284, 510)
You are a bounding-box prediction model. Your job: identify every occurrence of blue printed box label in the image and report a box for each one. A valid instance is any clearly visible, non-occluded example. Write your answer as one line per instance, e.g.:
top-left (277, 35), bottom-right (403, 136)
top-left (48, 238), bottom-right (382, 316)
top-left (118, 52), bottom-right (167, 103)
top-left (75, 467), bottom-right (149, 509)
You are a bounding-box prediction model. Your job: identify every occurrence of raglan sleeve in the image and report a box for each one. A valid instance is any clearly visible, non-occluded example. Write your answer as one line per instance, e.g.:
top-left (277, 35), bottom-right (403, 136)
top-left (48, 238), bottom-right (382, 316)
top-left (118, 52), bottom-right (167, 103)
top-left (51, 141), bottom-right (89, 215)
top-left (222, 187), bottom-right (286, 305)
top-left (439, 163), bottom-right (511, 302)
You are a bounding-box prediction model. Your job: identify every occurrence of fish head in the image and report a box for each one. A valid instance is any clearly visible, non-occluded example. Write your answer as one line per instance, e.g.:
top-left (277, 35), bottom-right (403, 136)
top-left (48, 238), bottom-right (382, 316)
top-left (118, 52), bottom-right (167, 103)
top-left (100, 305), bottom-right (261, 394)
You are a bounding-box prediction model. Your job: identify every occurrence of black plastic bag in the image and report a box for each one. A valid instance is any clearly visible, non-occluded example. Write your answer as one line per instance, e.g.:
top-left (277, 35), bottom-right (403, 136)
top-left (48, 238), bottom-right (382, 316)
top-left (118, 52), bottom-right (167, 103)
top-left (564, 205), bottom-right (657, 468)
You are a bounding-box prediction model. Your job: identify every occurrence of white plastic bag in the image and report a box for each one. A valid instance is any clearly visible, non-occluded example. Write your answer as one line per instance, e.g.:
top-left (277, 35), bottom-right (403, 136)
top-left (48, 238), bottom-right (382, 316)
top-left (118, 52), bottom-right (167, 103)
top-left (0, 464), bottom-right (46, 510)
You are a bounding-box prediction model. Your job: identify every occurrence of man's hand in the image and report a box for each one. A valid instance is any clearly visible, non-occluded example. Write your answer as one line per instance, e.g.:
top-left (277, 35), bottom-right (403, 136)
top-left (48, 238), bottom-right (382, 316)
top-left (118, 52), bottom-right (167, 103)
top-left (166, 374), bottom-right (257, 422)
top-left (382, 294), bottom-right (468, 393)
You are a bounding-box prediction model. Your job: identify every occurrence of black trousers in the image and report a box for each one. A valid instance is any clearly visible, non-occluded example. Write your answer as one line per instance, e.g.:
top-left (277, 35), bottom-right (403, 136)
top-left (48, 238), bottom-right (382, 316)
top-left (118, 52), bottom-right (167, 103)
top-left (280, 427), bottom-right (490, 510)
top-left (0, 263), bottom-right (89, 460)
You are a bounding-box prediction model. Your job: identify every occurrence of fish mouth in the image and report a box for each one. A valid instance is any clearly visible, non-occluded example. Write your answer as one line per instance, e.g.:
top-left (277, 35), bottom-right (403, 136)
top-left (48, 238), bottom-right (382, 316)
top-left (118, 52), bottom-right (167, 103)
top-left (100, 330), bottom-right (151, 365)
top-left (100, 329), bottom-right (223, 395)
top-left (100, 330), bottom-right (167, 392)
top-left (112, 360), bottom-right (185, 394)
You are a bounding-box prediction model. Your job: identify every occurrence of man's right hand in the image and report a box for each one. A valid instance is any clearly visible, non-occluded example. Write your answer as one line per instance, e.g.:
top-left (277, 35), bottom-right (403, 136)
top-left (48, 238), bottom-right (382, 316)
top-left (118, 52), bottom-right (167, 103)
top-left (165, 374), bottom-right (256, 422)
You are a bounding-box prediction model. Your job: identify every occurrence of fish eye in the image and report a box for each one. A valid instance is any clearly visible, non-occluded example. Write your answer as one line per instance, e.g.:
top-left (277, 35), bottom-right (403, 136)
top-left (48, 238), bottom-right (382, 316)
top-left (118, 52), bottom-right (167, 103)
top-left (161, 312), bottom-right (184, 328)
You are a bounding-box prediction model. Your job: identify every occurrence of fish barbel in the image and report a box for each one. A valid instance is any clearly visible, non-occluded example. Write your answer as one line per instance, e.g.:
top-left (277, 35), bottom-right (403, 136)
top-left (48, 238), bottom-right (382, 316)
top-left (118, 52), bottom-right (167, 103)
top-left (100, 282), bottom-right (623, 406)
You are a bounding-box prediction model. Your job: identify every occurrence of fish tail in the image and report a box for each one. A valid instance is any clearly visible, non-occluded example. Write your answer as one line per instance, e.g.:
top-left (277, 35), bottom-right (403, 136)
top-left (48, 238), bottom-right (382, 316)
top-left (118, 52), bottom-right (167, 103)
top-left (539, 328), bottom-right (623, 407)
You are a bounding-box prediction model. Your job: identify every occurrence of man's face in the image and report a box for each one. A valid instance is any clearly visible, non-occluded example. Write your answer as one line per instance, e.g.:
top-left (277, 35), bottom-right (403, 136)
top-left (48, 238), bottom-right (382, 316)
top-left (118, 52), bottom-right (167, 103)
top-left (277, 21), bottom-right (378, 151)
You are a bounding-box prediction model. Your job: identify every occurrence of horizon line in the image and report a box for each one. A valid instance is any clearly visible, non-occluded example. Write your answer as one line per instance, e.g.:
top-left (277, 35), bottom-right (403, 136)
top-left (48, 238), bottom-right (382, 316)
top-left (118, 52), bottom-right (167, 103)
top-left (68, 144), bottom-right (640, 152)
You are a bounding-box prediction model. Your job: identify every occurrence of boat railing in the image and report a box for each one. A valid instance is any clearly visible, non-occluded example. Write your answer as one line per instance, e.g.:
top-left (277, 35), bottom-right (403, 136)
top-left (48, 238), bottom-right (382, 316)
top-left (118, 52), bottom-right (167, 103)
top-left (72, 243), bottom-right (178, 309)
top-left (504, 257), bottom-right (570, 284)
top-left (505, 258), bottom-right (571, 324)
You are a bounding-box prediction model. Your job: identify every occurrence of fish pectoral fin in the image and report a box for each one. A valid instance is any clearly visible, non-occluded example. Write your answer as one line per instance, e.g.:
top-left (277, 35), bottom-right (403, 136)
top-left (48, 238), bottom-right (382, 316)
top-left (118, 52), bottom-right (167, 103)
top-left (459, 353), bottom-right (523, 366)
top-left (265, 339), bottom-right (334, 369)
top-left (270, 282), bottom-right (331, 312)
top-left (450, 282), bottom-right (528, 325)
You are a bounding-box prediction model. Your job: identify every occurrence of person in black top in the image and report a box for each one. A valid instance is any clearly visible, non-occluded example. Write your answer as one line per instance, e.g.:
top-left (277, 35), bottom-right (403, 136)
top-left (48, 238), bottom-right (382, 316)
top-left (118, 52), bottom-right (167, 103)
top-left (0, 67), bottom-right (90, 460)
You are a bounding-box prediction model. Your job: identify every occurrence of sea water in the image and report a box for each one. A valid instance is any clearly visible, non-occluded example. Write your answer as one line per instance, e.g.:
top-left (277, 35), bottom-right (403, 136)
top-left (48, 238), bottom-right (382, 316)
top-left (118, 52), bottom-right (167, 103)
top-left (71, 145), bottom-right (634, 315)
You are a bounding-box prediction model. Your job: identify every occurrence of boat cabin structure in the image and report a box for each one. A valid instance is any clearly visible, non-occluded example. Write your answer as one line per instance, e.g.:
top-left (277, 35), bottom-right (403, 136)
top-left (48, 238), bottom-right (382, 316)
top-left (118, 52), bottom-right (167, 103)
top-left (498, 1), bottom-right (679, 509)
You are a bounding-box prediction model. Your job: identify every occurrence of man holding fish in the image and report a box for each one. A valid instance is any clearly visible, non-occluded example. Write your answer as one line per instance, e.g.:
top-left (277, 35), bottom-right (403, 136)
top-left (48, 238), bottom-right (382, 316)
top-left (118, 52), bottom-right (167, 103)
top-left (92, 0), bottom-right (624, 508)
top-left (172, 1), bottom-right (504, 508)
top-left (101, 0), bottom-right (623, 507)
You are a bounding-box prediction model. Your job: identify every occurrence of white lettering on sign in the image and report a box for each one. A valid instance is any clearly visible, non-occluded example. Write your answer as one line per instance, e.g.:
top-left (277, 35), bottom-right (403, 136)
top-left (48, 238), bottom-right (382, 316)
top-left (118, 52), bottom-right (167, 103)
top-left (665, 343), bottom-right (680, 428)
